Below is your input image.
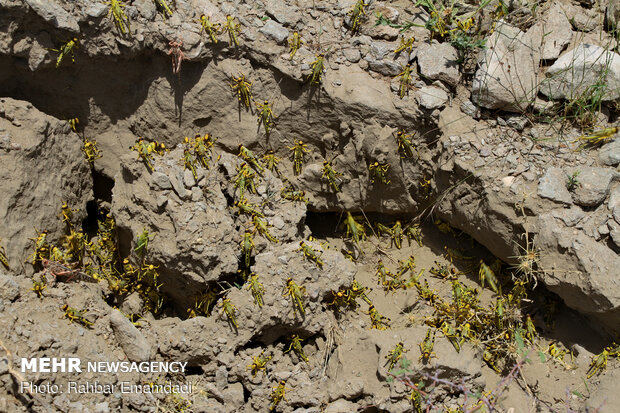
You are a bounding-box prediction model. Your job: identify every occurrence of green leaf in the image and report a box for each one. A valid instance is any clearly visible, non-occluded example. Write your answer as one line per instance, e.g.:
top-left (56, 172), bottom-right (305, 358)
top-left (572, 390), bottom-right (584, 399)
top-left (538, 351), bottom-right (547, 363)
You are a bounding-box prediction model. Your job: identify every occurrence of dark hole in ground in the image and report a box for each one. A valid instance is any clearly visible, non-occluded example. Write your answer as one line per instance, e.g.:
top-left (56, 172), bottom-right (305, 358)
top-left (92, 169), bottom-right (115, 204)
top-left (184, 365), bottom-right (204, 376)
top-left (81, 199), bottom-right (99, 236)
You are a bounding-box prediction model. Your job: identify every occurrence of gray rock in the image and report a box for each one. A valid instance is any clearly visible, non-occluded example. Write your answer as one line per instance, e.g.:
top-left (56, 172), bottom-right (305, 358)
top-left (537, 167), bottom-right (573, 204)
top-left (109, 309), bottom-right (151, 362)
top-left (530, 2), bottom-right (572, 60)
top-left (609, 220), bottom-right (620, 248)
top-left (599, 139), bottom-right (620, 166)
top-left (540, 44), bottom-right (620, 102)
top-left (568, 167), bottom-right (619, 207)
top-left (610, 185), bottom-right (620, 224)
top-left (415, 86), bottom-right (449, 109)
top-left (24, 0), bottom-right (80, 33)
top-left (472, 22), bottom-right (541, 111)
top-left (585, 368), bottom-right (620, 412)
top-left (551, 206), bottom-right (585, 226)
top-left (150, 171), bottom-right (172, 190)
top-left (369, 41), bottom-right (394, 60)
top-left (134, 0), bottom-right (157, 20)
top-left (367, 58), bottom-right (403, 76)
top-left (608, 0), bottom-right (620, 30)
top-left (259, 20), bottom-right (289, 44)
top-left (85, 3), bottom-right (109, 18)
top-left (416, 42), bottom-right (461, 87)
top-left (264, 0), bottom-right (301, 26)
top-left (506, 115), bottom-right (528, 131)
top-left (342, 48), bottom-right (361, 63)
top-left (460, 99), bottom-right (480, 118)
top-left (324, 400), bottom-right (359, 413)
top-left (0, 272), bottom-right (19, 301)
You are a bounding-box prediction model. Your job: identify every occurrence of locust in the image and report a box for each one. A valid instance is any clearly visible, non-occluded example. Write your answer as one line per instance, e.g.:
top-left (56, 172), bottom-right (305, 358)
top-left (256, 100), bottom-right (276, 134)
top-left (396, 255), bottom-right (416, 277)
top-left (131, 137), bottom-right (155, 172)
top-left (415, 279), bottom-right (439, 304)
top-left (308, 54), bottom-right (326, 85)
top-left (231, 74), bottom-right (253, 109)
top-left (247, 273), bottom-right (264, 307)
top-left (234, 163), bottom-right (257, 199)
top-left (288, 140), bottom-right (310, 176)
top-left (369, 161), bottom-right (390, 184)
top-left (240, 230), bottom-right (255, 269)
top-left (288, 31), bottom-right (303, 60)
top-left (269, 380), bottom-right (290, 412)
top-left (253, 216), bottom-right (278, 243)
top-left (261, 151), bottom-right (281, 175)
top-left (347, 0), bottom-right (366, 33)
top-left (154, 0), bottom-right (173, 19)
top-left (394, 36), bottom-right (415, 55)
top-left (199, 14), bottom-right (221, 43)
top-left (375, 259), bottom-right (393, 285)
top-left (134, 228), bottom-right (152, 259)
top-left (82, 138), bottom-right (102, 165)
top-left (59, 202), bottom-right (78, 228)
top-left (390, 221), bottom-right (403, 249)
top-left (479, 260), bottom-right (499, 294)
top-left (574, 127), bottom-right (618, 149)
top-left (238, 145), bottom-right (264, 174)
top-left (193, 133), bottom-right (216, 168)
top-left (107, 0), bottom-right (130, 34)
top-left (61, 304), bottom-right (93, 328)
top-left (394, 131), bottom-right (416, 158)
top-left (419, 329), bottom-right (436, 363)
top-left (281, 187), bottom-right (308, 204)
top-left (220, 298), bottom-right (238, 329)
top-left (283, 278), bottom-right (306, 315)
top-left (386, 342), bottom-right (407, 370)
top-left (51, 37), bottom-right (79, 68)
top-left (405, 224), bottom-right (423, 247)
top-left (298, 241), bottom-right (323, 268)
top-left (343, 212), bottom-right (367, 246)
top-left (284, 334), bottom-right (309, 363)
top-left (68, 117), bottom-right (79, 132)
top-left (247, 351), bottom-right (272, 377)
top-left (366, 305), bottom-right (390, 330)
top-left (0, 240), bottom-right (8, 270)
top-left (31, 278), bottom-right (46, 298)
top-left (235, 198), bottom-right (264, 217)
top-left (321, 161), bottom-right (342, 192)
top-left (587, 348), bottom-right (611, 378)
top-left (375, 222), bottom-right (393, 238)
top-left (29, 229), bottom-right (49, 265)
top-left (223, 15), bottom-right (241, 46)
top-left (440, 321), bottom-right (461, 352)
top-left (396, 64), bottom-right (414, 98)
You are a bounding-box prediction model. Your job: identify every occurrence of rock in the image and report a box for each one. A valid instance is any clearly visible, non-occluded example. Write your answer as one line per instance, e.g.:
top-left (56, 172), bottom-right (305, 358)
top-left (342, 47), bottom-right (361, 63)
top-left (85, 3), bottom-right (109, 18)
top-left (264, 0), bottom-right (301, 26)
top-left (134, 0), bottom-right (157, 20)
top-left (551, 206), bottom-right (585, 227)
top-left (610, 185), bottom-right (620, 224)
top-left (324, 399), bottom-right (358, 413)
top-left (150, 171), bottom-right (172, 190)
top-left (585, 369), bottom-right (620, 412)
top-left (536, 212), bottom-right (620, 332)
top-left (599, 139), bottom-right (620, 166)
top-left (0, 272), bottom-right (19, 301)
top-left (608, 0), bottom-right (620, 29)
top-left (530, 3), bottom-right (572, 60)
top-left (416, 42), bottom-right (461, 87)
top-left (109, 309), bottom-right (151, 362)
top-left (0, 98), bottom-right (92, 275)
top-left (472, 22), bottom-right (541, 111)
top-left (540, 44), bottom-right (620, 102)
top-left (24, 0), bottom-right (80, 33)
top-left (460, 99), bottom-right (480, 118)
top-left (567, 167), bottom-right (619, 207)
top-left (537, 167), bottom-right (573, 204)
top-left (415, 86), bottom-right (449, 109)
top-left (259, 20), bottom-right (289, 44)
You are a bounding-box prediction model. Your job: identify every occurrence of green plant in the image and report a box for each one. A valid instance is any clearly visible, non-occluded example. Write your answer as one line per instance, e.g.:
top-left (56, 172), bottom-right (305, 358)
top-left (566, 171), bottom-right (581, 192)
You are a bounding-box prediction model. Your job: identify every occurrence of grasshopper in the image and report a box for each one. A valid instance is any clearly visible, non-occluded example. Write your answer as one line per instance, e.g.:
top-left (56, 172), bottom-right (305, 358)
top-left (235, 198), bottom-right (264, 217)
top-left (308, 54), bottom-right (326, 85)
top-left (281, 187), bottom-right (308, 204)
top-left (31, 278), bottom-right (46, 298)
top-left (252, 216), bottom-right (278, 243)
top-left (82, 138), bottom-right (102, 165)
top-left (390, 221), bottom-right (403, 249)
top-left (231, 75), bottom-right (253, 109)
top-left (240, 230), bottom-right (255, 269)
top-left (247, 273), bottom-right (264, 307)
top-left (107, 0), bottom-right (130, 34)
top-left (396, 255), bottom-right (415, 277)
top-left (220, 298), bottom-right (238, 329)
top-left (61, 304), bottom-right (93, 328)
top-left (375, 259), bottom-right (393, 285)
top-left (256, 100), bottom-right (276, 134)
top-left (321, 161), bottom-right (342, 192)
top-left (366, 305), bottom-right (390, 329)
top-left (51, 37), bottom-right (79, 68)
top-left (368, 161), bottom-right (390, 184)
top-left (284, 334), bottom-right (309, 363)
top-left (405, 223), bottom-right (423, 247)
top-left (0, 240), bottom-right (8, 270)
top-left (261, 150), bottom-right (281, 175)
top-left (288, 31), bottom-right (303, 60)
top-left (347, 0), bottom-right (366, 33)
top-left (288, 140), bottom-right (310, 176)
top-left (343, 212), bottom-right (367, 246)
top-left (269, 380), bottom-right (290, 412)
top-left (247, 351), bottom-right (272, 377)
top-left (386, 342), bottom-right (408, 370)
top-left (234, 163), bottom-right (257, 199)
top-left (479, 260), bottom-right (499, 294)
top-left (394, 131), bottom-right (417, 158)
top-left (154, 0), bottom-right (173, 19)
top-left (238, 145), bottom-right (264, 174)
top-left (223, 15), bottom-right (241, 46)
top-left (193, 133), bottom-right (216, 168)
top-left (199, 14), bottom-right (221, 43)
top-left (574, 127), bottom-right (618, 149)
top-left (394, 36), bottom-right (415, 55)
top-left (396, 64), bottom-right (414, 98)
top-left (419, 329), bottom-right (436, 363)
top-left (134, 228), bottom-right (153, 259)
top-left (298, 241), bottom-right (323, 268)
top-left (131, 137), bottom-right (155, 172)
top-left (283, 278), bottom-right (306, 315)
